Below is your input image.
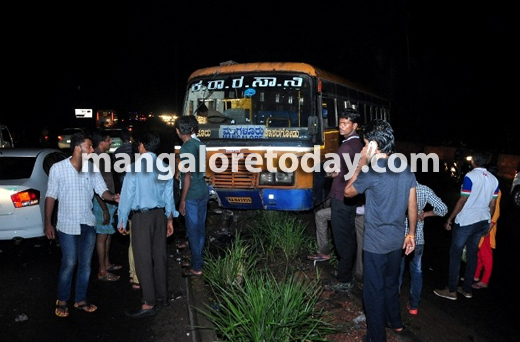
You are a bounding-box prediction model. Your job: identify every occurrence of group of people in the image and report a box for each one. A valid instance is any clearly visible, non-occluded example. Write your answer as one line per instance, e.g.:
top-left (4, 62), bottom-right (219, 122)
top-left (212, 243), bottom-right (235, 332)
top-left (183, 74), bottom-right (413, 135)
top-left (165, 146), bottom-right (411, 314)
top-left (42, 110), bottom-right (500, 340)
top-left (307, 109), bottom-right (500, 342)
top-left (44, 115), bottom-right (209, 319)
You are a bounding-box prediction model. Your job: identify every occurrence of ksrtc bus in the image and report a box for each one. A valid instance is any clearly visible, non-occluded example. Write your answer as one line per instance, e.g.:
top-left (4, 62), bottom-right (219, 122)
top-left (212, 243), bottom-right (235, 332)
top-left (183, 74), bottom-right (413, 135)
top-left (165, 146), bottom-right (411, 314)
top-left (178, 61), bottom-right (390, 211)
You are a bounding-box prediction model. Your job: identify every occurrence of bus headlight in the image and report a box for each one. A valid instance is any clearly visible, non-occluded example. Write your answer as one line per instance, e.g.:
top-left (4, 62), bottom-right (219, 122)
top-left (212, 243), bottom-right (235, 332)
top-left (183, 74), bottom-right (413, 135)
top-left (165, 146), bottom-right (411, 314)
top-left (259, 171), bottom-right (294, 186)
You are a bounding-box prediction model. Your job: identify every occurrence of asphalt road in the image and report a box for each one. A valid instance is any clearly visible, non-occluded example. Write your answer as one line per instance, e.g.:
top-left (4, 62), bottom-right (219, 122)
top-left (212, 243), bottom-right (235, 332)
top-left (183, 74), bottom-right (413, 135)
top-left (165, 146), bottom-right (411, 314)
top-left (0, 223), bottom-right (202, 342)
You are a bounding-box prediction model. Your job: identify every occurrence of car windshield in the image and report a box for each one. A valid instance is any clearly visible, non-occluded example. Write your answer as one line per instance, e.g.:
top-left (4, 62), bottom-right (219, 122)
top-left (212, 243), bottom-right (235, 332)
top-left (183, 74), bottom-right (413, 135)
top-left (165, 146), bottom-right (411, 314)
top-left (0, 157), bottom-right (36, 179)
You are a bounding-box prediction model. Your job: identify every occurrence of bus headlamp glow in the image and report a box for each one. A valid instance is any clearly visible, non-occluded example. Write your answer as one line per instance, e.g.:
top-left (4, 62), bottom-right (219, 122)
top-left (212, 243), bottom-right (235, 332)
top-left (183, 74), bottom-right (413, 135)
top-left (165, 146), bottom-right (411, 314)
top-left (259, 171), bottom-right (294, 186)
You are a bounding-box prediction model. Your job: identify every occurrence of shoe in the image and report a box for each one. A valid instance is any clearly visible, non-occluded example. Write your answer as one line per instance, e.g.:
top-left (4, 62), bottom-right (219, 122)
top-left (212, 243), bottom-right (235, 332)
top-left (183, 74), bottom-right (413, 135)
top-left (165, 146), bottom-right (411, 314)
top-left (457, 286), bottom-right (473, 298)
top-left (125, 306), bottom-right (157, 318)
top-left (306, 253), bottom-right (330, 261)
top-left (74, 301), bottom-right (97, 313)
top-left (106, 264), bottom-right (122, 271)
top-left (472, 281), bottom-right (488, 289)
top-left (328, 281), bottom-right (354, 292)
top-left (433, 287), bottom-right (457, 300)
top-left (98, 273), bottom-right (120, 282)
top-left (55, 300), bottom-right (69, 318)
top-left (132, 283), bottom-right (141, 290)
top-left (182, 268), bottom-right (202, 277)
top-left (407, 302), bottom-right (418, 315)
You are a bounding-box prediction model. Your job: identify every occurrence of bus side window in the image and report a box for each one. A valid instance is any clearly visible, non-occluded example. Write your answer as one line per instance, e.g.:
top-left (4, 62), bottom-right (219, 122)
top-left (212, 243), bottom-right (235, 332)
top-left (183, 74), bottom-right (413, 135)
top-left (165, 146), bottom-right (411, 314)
top-left (322, 97), bottom-right (336, 128)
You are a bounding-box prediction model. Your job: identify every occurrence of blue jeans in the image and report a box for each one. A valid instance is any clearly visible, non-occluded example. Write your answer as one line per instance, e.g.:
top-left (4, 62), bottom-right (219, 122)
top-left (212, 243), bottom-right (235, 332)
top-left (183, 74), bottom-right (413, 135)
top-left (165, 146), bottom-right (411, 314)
top-left (57, 224), bottom-right (96, 302)
top-left (364, 249), bottom-right (403, 342)
top-left (448, 220), bottom-right (489, 292)
top-left (399, 244), bottom-right (424, 309)
top-left (185, 192), bottom-right (209, 272)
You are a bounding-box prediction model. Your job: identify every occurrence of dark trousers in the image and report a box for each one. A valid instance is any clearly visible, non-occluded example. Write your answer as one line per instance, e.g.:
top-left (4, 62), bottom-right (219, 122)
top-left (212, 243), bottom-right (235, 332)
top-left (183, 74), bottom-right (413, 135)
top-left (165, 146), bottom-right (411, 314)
top-left (132, 210), bottom-right (168, 306)
top-left (364, 249), bottom-right (403, 342)
top-left (331, 197), bottom-right (357, 283)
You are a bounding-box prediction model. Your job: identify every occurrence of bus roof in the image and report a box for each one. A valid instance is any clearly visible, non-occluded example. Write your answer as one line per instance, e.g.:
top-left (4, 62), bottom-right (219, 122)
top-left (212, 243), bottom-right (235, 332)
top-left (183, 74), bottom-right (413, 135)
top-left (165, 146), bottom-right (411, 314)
top-left (187, 62), bottom-right (385, 100)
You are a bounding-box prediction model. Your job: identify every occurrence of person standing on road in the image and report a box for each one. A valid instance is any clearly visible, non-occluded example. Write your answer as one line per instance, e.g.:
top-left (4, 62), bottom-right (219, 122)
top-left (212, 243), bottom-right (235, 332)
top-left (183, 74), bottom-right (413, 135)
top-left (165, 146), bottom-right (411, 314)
top-left (473, 165), bottom-right (502, 289)
top-left (319, 108), bottom-right (363, 292)
top-left (175, 116), bottom-right (209, 278)
top-left (44, 132), bottom-right (120, 318)
top-left (92, 130), bottom-right (121, 282)
top-left (399, 181), bottom-right (448, 315)
top-left (117, 131), bottom-right (178, 318)
top-left (434, 151), bottom-right (499, 300)
top-left (113, 129), bottom-right (141, 289)
top-left (344, 119), bottom-right (418, 341)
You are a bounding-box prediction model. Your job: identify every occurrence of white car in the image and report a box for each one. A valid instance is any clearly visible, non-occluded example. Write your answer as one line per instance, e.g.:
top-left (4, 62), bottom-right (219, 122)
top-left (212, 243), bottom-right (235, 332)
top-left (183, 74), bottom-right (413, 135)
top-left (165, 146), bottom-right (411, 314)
top-left (57, 127), bottom-right (88, 150)
top-left (0, 148), bottom-right (68, 241)
top-left (512, 169), bottom-right (520, 209)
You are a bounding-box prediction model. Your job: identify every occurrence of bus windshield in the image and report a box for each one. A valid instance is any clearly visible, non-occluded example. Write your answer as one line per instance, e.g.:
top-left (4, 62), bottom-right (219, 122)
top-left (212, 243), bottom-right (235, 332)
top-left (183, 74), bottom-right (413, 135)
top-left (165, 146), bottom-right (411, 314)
top-left (183, 73), bottom-right (313, 140)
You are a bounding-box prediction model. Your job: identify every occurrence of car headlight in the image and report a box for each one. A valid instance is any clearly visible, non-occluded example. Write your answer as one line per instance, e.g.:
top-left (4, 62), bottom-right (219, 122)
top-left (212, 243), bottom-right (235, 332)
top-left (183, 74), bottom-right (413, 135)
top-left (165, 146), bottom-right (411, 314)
top-left (259, 171), bottom-right (294, 186)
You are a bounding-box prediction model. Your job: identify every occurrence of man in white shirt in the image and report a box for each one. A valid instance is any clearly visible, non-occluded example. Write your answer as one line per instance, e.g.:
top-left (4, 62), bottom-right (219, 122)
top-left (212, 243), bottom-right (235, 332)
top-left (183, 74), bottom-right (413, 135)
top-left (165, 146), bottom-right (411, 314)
top-left (45, 132), bottom-right (119, 317)
top-left (434, 151), bottom-right (499, 300)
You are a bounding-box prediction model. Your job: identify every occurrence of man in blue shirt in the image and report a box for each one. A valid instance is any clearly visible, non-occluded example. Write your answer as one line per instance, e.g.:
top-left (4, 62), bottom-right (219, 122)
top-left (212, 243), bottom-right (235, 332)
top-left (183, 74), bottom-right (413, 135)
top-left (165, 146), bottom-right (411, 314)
top-left (345, 119), bottom-right (417, 341)
top-left (117, 132), bottom-right (178, 318)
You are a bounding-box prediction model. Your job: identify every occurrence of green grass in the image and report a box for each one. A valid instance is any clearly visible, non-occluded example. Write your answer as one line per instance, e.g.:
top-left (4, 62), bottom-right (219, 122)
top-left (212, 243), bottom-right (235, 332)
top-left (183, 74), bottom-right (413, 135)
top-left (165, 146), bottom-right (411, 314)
top-left (202, 271), bottom-right (335, 342)
top-left (250, 211), bottom-right (311, 261)
top-left (203, 232), bottom-right (257, 295)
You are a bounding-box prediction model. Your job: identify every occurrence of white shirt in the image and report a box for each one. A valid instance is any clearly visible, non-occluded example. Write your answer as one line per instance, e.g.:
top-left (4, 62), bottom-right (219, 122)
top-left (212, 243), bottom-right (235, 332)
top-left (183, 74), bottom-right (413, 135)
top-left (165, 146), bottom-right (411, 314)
top-left (46, 158), bottom-right (108, 234)
top-left (456, 167), bottom-right (499, 226)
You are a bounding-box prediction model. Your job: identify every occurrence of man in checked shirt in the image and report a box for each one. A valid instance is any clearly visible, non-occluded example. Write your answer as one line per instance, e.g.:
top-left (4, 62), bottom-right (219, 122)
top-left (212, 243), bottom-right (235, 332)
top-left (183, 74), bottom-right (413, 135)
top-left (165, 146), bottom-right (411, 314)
top-left (399, 181), bottom-right (448, 315)
top-left (45, 132), bottom-right (120, 317)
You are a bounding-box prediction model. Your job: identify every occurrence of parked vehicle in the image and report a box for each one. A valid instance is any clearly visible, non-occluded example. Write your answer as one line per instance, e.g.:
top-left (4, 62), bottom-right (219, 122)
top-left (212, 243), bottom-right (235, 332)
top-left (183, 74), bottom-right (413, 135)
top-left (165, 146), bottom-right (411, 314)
top-left (0, 148), bottom-right (67, 241)
top-left (1, 124), bottom-right (14, 148)
top-left (57, 127), bottom-right (88, 150)
top-left (511, 169), bottom-right (520, 209)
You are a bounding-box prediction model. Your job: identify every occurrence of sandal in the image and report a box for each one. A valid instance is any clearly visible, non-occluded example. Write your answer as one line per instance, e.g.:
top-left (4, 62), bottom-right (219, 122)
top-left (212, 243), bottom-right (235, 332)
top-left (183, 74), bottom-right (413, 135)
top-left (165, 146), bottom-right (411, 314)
top-left (182, 268), bottom-right (202, 277)
top-left (181, 258), bottom-right (191, 268)
top-left (98, 273), bottom-right (120, 282)
top-left (74, 301), bottom-right (97, 313)
top-left (176, 241), bottom-right (188, 249)
top-left (307, 253), bottom-right (330, 261)
top-left (107, 264), bottom-right (122, 271)
top-left (472, 281), bottom-right (488, 289)
top-left (55, 300), bottom-right (69, 318)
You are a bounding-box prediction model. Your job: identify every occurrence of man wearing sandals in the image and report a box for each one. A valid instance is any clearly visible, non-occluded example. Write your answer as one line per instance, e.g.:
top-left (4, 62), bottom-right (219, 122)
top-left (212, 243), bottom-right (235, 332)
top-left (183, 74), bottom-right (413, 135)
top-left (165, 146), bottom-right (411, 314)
top-left (45, 133), bottom-right (120, 317)
top-left (117, 132), bottom-right (178, 318)
top-left (175, 116), bottom-right (209, 278)
top-left (345, 120), bottom-right (417, 341)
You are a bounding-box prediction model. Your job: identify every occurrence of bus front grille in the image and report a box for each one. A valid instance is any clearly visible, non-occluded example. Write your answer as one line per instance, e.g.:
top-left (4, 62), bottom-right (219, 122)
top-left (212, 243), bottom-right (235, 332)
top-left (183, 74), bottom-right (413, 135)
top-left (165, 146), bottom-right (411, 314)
top-left (211, 152), bottom-right (258, 189)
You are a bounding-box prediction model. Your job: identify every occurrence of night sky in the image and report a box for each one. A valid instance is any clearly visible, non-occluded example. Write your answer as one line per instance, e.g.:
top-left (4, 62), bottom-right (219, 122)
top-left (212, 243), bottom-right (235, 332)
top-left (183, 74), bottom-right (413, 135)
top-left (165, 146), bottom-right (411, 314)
top-left (2, 1), bottom-right (514, 152)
